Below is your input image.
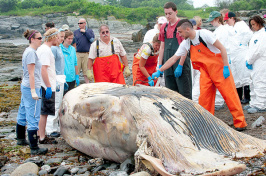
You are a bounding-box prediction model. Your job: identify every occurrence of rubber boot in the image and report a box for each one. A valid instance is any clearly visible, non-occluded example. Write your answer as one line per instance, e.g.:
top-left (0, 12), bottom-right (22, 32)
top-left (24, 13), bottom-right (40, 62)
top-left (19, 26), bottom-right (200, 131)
top-left (236, 87), bottom-right (243, 101)
top-left (28, 130), bottom-right (48, 155)
top-left (16, 123), bottom-right (29, 146)
top-left (241, 85), bottom-right (250, 104)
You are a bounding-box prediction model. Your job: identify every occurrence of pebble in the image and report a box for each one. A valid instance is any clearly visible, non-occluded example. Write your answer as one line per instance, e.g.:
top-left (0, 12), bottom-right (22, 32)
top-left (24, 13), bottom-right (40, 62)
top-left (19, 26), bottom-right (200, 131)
top-left (41, 164), bottom-right (51, 172)
top-left (131, 171), bottom-right (151, 176)
top-left (45, 158), bottom-right (63, 165)
top-left (120, 158), bottom-right (135, 173)
top-left (109, 171), bottom-right (128, 176)
top-left (53, 166), bottom-right (70, 176)
top-left (88, 158), bottom-right (103, 166)
top-left (70, 167), bottom-right (79, 174)
top-left (251, 116), bottom-right (265, 128)
top-left (25, 156), bottom-right (44, 167)
top-left (10, 162), bottom-right (38, 176)
top-left (38, 170), bottom-right (48, 176)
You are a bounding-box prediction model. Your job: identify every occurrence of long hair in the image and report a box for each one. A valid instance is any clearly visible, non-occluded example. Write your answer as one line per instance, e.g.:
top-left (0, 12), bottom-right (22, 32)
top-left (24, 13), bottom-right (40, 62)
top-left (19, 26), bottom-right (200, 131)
top-left (249, 15), bottom-right (265, 30)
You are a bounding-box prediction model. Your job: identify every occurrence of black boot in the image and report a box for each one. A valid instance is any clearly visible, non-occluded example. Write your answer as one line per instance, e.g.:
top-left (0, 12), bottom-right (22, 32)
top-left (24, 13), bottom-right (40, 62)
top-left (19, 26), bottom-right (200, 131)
top-left (236, 87), bottom-right (243, 101)
top-left (28, 130), bottom-right (48, 155)
top-left (16, 123), bottom-right (29, 146)
top-left (241, 85), bottom-right (250, 104)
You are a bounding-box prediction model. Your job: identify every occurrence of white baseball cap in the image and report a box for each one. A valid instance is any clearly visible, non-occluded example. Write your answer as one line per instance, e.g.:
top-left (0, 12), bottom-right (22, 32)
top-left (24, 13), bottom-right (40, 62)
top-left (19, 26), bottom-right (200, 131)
top-left (157, 16), bottom-right (167, 24)
top-left (61, 24), bottom-right (70, 31)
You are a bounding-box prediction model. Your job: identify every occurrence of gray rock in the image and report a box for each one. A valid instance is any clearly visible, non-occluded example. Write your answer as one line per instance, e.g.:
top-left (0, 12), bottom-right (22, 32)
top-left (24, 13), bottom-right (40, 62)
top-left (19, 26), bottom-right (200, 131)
top-left (130, 171), bottom-right (151, 176)
top-left (0, 112), bottom-right (8, 118)
top-left (120, 158), bottom-right (135, 173)
top-left (10, 162), bottom-right (38, 176)
top-left (22, 174), bottom-right (37, 176)
top-left (41, 164), bottom-right (51, 172)
top-left (38, 170), bottom-right (48, 176)
top-left (0, 128), bottom-right (14, 133)
top-left (25, 156), bottom-right (44, 167)
top-left (109, 171), bottom-right (128, 176)
top-left (251, 116), bottom-right (265, 128)
top-left (70, 167), bottom-right (79, 174)
top-left (107, 163), bottom-right (119, 170)
top-left (67, 156), bottom-right (78, 162)
top-left (77, 167), bottom-right (88, 174)
top-left (45, 158), bottom-right (63, 165)
top-left (0, 156), bottom-right (9, 169)
top-left (53, 166), bottom-right (70, 176)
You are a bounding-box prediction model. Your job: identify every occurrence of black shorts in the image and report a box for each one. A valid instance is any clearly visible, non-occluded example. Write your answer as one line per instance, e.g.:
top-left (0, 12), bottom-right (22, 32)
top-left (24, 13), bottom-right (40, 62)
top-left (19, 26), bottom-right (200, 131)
top-left (41, 87), bottom-right (55, 116)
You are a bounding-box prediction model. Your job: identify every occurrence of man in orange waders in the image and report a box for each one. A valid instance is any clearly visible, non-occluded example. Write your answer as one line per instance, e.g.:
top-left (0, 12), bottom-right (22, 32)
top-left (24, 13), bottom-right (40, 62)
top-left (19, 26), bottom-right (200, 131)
top-left (152, 19), bottom-right (247, 131)
top-left (87, 24), bottom-right (131, 84)
top-left (132, 34), bottom-right (161, 86)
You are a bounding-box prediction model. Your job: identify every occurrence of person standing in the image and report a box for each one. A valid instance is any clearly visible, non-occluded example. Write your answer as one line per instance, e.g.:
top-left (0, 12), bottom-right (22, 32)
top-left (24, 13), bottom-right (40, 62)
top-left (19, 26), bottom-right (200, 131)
top-left (224, 12), bottom-right (252, 104)
top-left (45, 22), bottom-right (55, 32)
top-left (244, 16), bottom-right (266, 114)
top-left (37, 28), bottom-right (59, 144)
top-left (143, 16), bottom-right (167, 43)
top-left (87, 24), bottom-right (131, 84)
top-left (133, 34), bottom-right (161, 86)
top-left (46, 29), bottom-right (66, 138)
top-left (157, 2), bottom-right (192, 99)
top-left (16, 29), bottom-right (48, 154)
top-left (74, 18), bottom-right (95, 83)
top-left (152, 19), bottom-right (247, 131)
top-left (61, 30), bottom-right (79, 94)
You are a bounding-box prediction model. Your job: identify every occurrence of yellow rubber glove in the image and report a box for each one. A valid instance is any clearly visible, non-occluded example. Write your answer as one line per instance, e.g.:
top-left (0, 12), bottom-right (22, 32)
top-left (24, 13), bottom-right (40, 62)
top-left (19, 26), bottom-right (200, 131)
top-left (124, 66), bottom-right (131, 77)
top-left (86, 70), bottom-right (94, 81)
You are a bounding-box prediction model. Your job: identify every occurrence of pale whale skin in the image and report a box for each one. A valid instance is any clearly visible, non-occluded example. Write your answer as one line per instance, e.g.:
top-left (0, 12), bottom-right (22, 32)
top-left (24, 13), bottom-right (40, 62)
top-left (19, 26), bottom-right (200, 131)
top-left (59, 83), bottom-right (266, 175)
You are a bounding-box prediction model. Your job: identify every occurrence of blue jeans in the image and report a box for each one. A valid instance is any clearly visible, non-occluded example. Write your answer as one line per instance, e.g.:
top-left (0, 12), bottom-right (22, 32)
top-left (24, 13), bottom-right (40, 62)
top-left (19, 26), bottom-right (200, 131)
top-left (17, 85), bottom-right (41, 130)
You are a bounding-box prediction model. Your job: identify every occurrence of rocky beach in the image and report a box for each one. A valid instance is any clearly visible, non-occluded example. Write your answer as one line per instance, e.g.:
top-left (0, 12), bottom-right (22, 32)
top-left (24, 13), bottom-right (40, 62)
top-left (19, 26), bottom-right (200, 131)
top-left (0, 13), bottom-right (266, 176)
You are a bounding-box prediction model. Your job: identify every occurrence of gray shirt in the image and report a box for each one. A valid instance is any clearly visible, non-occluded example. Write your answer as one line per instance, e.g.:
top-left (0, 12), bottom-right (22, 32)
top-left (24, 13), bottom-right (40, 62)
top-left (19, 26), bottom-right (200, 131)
top-left (51, 46), bottom-right (65, 75)
top-left (21, 47), bottom-right (42, 88)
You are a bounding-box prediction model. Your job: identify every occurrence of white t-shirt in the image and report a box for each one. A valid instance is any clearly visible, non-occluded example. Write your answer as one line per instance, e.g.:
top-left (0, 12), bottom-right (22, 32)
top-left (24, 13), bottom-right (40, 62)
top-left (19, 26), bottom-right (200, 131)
top-left (175, 29), bottom-right (220, 57)
top-left (37, 44), bottom-right (56, 91)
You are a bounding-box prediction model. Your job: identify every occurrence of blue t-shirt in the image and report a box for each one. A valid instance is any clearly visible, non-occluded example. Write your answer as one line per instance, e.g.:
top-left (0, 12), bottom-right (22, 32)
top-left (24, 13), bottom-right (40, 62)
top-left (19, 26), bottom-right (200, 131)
top-left (21, 47), bottom-right (42, 88)
top-left (51, 46), bottom-right (65, 75)
top-left (60, 44), bottom-right (78, 82)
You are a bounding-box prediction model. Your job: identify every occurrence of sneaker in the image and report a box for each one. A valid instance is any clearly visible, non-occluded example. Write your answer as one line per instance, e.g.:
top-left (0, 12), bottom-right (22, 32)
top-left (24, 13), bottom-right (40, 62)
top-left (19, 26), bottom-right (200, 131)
top-left (243, 105), bottom-right (251, 110)
top-left (215, 105), bottom-right (224, 111)
top-left (247, 107), bottom-right (266, 114)
top-left (50, 132), bottom-right (60, 138)
top-left (241, 98), bottom-right (250, 104)
top-left (235, 127), bottom-right (247, 131)
top-left (39, 136), bottom-right (58, 144)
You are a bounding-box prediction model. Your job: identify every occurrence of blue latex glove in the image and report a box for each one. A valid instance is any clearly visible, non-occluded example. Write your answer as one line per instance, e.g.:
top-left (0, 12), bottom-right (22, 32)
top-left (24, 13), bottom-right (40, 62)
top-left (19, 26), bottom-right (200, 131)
top-left (158, 65), bottom-right (163, 76)
top-left (174, 64), bottom-right (183, 78)
top-left (148, 76), bottom-right (154, 87)
top-left (64, 82), bottom-right (69, 91)
top-left (223, 66), bottom-right (230, 79)
top-left (246, 61), bottom-right (253, 70)
top-left (45, 87), bottom-right (52, 99)
top-left (75, 75), bottom-right (80, 86)
top-left (152, 70), bottom-right (163, 80)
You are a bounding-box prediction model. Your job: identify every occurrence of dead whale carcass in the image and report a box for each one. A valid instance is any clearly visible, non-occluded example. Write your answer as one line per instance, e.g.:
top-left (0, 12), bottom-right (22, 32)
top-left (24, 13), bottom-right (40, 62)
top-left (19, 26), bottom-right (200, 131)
top-left (59, 83), bottom-right (266, 175)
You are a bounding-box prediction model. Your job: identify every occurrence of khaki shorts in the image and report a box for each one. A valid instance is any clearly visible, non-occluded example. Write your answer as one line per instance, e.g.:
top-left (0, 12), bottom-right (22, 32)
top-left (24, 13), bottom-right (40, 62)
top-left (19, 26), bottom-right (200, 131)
top-left (76, 52), bottom-right (89, 74)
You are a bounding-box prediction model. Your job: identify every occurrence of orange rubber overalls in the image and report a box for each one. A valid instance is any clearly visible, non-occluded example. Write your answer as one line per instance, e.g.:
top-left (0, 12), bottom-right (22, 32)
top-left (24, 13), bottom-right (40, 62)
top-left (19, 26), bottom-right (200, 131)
top-left (93, 40), bottom-right (125, 84)
top-left (190, 35), bottom-right (247, 128)
top-left (132, 43), bottom-right (158, 86)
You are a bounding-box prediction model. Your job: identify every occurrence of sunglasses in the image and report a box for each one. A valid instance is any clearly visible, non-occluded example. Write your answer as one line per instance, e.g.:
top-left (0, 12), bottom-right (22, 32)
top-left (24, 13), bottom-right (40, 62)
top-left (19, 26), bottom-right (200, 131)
top-left (101, 31), bottom-right (109, 35)
top-left (78, 22), bottom-right (85, 25)
top-left (34, 37), bottom-right (42, 40)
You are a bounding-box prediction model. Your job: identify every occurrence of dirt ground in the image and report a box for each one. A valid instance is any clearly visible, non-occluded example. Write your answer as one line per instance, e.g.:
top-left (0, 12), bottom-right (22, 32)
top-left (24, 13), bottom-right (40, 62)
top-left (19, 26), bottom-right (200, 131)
top-left (214, 104), bottom-right (266, 140)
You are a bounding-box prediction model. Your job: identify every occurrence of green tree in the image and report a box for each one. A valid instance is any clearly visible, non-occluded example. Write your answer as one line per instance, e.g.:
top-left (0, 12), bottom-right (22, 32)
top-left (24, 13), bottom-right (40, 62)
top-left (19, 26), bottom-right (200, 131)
top-left (0, 0), bottom-right (18, 12)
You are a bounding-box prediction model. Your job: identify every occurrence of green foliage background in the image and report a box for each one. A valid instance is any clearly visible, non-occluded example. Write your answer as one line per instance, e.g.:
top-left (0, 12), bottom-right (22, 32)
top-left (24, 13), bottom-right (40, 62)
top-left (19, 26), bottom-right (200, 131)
top-left (0, 0), bottom-right (265, 24)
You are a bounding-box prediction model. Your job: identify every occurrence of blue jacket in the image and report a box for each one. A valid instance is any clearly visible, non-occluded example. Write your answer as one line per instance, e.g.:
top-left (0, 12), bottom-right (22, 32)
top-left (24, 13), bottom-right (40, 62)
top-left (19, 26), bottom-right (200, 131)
top-left (74, 27), bottom-right (95, 52)
top-left (60, 44), bottom-right (77, 82)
